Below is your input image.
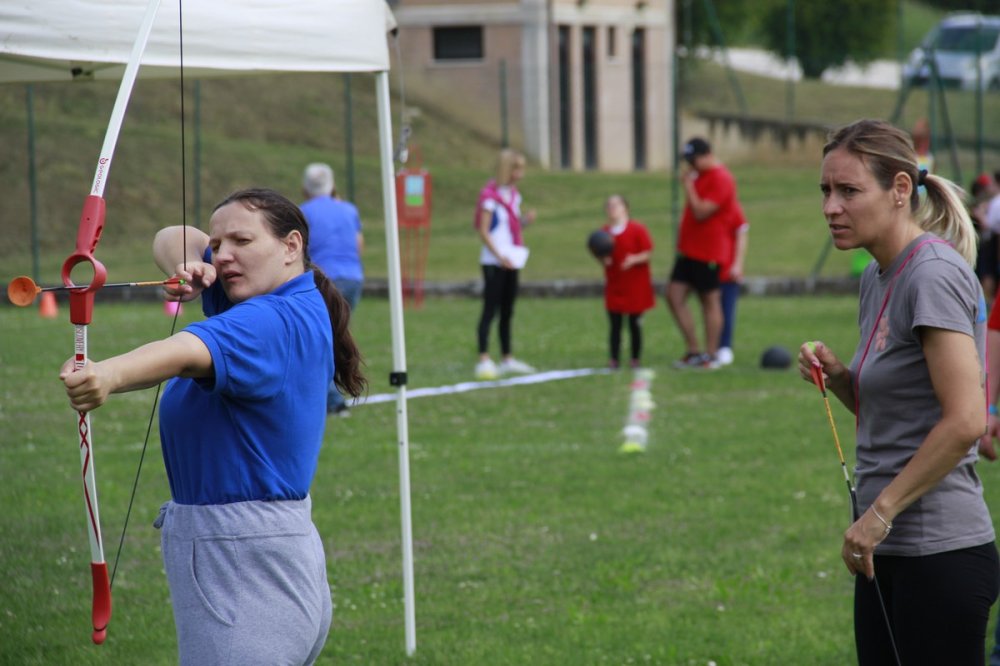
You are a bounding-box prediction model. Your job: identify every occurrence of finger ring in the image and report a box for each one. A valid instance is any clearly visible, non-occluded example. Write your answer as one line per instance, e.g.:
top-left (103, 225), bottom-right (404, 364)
top-left (851, 552), bottom-right (863, 560)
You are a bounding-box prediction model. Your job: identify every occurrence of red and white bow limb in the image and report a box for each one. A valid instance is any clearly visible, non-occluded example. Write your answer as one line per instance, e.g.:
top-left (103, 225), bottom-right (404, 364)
top-left (60, 0), bottom-right (164, 645)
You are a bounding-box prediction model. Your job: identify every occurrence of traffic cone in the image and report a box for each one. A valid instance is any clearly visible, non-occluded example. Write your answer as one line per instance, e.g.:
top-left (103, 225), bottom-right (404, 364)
top-left (163, 299), bottom-right (182, 316)
top-left (39, 291), bottom-right (58, 318)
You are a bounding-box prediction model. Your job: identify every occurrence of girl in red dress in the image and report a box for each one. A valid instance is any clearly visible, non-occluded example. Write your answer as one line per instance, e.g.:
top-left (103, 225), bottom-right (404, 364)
top-left (597, 195), bottom-right (655, 368)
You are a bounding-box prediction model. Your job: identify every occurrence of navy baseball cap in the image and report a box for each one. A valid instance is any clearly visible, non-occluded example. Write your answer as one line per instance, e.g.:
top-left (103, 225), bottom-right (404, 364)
top-left (682, 137), bottom-right (711, 164)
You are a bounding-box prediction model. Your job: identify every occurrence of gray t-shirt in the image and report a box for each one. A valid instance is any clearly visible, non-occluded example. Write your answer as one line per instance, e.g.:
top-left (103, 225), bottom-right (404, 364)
top-left (849, 233), bottom-right (994, 556)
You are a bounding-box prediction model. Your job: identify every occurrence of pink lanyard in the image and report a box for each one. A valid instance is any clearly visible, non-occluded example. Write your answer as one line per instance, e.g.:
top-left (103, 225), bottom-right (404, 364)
top-left (853, 238), bottom-right (949, 426)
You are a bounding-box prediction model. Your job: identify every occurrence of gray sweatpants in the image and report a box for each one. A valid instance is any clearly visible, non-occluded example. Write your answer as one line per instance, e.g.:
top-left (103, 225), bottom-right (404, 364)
top-left (155, 497), bottom-right (332, 665)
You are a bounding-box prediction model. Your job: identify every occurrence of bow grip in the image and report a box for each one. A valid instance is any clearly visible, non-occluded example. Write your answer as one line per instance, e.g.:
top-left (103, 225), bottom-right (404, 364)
top-left (61, 196), bottom-right (108, 325)
top-left (91, 562), bottom-right (111, 644)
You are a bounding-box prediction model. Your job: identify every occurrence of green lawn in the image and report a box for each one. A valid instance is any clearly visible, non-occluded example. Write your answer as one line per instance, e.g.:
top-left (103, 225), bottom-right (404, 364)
top-left (3, 294), bottom-right (1000, 664)
top-left (4, 12), bottom-right (1000, 661)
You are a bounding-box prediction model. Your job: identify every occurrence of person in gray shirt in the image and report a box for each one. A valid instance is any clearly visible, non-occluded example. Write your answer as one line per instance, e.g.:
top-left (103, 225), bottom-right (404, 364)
top-left (800, 119), bottom-right (998, 665)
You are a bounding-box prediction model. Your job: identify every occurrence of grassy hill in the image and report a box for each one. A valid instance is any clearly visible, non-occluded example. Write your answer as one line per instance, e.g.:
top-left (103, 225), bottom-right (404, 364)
top-left (2, 52), bottom-right (999, 288)
top-left (0, 72), bottom-right (500, 284)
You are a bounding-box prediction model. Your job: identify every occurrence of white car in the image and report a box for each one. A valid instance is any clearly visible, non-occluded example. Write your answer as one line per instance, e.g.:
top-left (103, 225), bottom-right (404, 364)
top-left (902, 13), bottom-right (1000, 91)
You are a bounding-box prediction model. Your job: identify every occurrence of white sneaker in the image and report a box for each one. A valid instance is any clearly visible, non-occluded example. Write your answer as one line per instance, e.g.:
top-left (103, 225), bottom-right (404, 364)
top-left (475, 359), bottom-right (499, 380)
top-left (716, 347), bottom-right (734, 366)
top-left (499, 358), bottom-right (536, 375)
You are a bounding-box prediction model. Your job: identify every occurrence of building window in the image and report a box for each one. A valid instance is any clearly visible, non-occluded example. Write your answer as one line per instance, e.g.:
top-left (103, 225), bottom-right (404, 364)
top-left (632, 28), bottom-right (646, 169)
top-left (582, 26), bottom-right (598, 169)
top-left (558, 26), bottom-right (572, 169)
top-left (608, 26), bottom-right (617, 58)
top-left (433, 26), bottom-right (483, 61)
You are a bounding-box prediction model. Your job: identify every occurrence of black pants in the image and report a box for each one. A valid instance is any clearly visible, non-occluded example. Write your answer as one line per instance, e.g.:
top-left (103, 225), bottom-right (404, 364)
top-left (608, 312), bottom-right (642, 363)
top-left (478, 265), bottom-right (519, 356)
top-left (855, 542), bottom-right (999, 665)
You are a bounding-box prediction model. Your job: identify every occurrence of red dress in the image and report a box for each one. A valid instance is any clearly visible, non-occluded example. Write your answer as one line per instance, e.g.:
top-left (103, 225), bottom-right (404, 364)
top-left (603, 220), bottom-right (655, 314)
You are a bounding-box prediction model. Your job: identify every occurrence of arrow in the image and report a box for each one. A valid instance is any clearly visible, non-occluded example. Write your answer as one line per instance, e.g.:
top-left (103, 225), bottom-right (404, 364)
top-left (7, 276), bottom-right (184, 307)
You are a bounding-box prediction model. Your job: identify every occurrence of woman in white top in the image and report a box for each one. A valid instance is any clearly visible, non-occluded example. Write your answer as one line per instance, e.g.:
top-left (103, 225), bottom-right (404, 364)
top-left (474, 149), bottom-right (537, 379)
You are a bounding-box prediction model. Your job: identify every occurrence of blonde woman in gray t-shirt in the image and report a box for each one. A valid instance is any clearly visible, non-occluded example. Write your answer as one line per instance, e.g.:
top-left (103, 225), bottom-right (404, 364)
top-left (800, 119), bottom-right (998, 665)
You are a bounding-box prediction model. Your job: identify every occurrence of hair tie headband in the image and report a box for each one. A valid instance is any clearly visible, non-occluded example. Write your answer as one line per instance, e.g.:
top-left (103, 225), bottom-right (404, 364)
top-left (917, 168), bottom-right (928, 186)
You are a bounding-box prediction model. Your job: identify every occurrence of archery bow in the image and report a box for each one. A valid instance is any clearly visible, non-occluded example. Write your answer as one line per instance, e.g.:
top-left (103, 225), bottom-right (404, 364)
top-left (61, 0), bottom-right (164, 644)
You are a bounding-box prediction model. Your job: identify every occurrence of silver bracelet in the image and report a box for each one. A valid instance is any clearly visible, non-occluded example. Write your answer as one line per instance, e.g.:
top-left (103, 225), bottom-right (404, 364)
top-left (872, 507), bottom-right (892, 536)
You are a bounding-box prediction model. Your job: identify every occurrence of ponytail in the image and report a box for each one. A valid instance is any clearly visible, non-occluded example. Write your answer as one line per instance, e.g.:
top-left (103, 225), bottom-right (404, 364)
top-left (915, 173), bottom-right (977, 267)
top-left (310, 265), bottom-right (367, 398)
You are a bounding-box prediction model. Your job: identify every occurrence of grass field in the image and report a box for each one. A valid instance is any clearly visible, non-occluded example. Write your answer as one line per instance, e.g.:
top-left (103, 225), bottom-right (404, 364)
top-left (4, 293), bottom-right (1000, 664)
top-left (3, 5), bottom-right (1000, 660)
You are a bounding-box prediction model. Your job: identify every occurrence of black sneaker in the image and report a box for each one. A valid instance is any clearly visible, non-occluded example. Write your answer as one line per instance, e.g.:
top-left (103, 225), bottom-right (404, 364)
top-left (672, 352), bottom-right (703, 369)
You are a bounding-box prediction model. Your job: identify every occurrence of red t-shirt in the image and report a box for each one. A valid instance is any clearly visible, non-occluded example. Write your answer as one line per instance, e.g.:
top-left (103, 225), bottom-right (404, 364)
top-left (718, 201), bottom-right (749, 283)
top-left (678, 165), bottom-right (736, 265)
top-left (989, 292), bottom-right (1000, 331)
top-left (603, 220), bottom-right (655, 314)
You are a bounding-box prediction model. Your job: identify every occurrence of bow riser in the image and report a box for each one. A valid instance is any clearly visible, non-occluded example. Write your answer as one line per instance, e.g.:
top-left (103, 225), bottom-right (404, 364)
top-left (63, 196), bottom-right (108, 326)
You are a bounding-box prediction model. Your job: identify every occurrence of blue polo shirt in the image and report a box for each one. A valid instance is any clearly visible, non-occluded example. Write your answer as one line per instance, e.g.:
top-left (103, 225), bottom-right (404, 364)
top-left (158, 271), bottom-right (333, 505)
top-left (299, 196), bottom-right (364, 282)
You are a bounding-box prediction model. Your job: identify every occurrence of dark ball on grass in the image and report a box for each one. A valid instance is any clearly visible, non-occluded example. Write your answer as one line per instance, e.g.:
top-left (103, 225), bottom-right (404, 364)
top-left (760, 345), bottom-right (792, 370)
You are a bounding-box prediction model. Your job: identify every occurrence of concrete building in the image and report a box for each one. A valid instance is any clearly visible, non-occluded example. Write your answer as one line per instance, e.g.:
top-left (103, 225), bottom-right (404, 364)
top-left (388, 0), bottom-right (675, 171)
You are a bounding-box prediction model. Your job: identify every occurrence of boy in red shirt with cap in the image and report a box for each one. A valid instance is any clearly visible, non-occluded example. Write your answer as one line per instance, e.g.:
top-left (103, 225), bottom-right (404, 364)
top-left (666, 137), bottom-right (741, 369)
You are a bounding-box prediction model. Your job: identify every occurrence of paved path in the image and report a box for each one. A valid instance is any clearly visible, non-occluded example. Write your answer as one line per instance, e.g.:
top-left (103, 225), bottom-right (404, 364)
top-left (697, 46), bottom-right (902, 90)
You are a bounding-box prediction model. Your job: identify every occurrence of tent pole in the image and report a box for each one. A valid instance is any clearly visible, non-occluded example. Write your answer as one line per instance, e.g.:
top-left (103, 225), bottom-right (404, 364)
top-left (375, 70), bottom-right (417, 657)
top-left (26, 83), bottom-right (40, 282)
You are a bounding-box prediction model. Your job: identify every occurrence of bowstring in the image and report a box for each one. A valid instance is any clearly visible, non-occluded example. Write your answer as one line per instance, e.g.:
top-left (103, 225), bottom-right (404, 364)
top-left (111, 0), bottom-right (187, 588)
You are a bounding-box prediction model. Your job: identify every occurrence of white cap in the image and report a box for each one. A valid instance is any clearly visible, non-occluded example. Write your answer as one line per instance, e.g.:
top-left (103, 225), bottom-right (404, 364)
top-left (303, 163), bottom-right (334, 197)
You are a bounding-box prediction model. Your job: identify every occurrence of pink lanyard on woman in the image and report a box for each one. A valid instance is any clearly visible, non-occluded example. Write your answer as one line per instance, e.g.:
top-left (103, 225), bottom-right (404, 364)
top-left (853, 238), bottom-right (949, 426)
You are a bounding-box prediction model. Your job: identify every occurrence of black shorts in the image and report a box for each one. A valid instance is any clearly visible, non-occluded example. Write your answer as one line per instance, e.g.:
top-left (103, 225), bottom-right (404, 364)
top-left (670, 256), bottom-right (720, 293)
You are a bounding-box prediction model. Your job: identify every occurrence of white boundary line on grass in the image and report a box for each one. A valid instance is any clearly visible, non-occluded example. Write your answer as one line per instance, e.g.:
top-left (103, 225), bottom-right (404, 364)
top-left (619, 370), bottom-right (656, 453)
top-left (355, 368), bottom-right (611, 406)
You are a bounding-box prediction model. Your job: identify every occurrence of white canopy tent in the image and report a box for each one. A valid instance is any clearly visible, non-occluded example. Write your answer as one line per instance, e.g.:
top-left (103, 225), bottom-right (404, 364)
top-left (0, 1), bottom-right (391, 80)
top-left (0, 0), bottom-right (416, 655)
